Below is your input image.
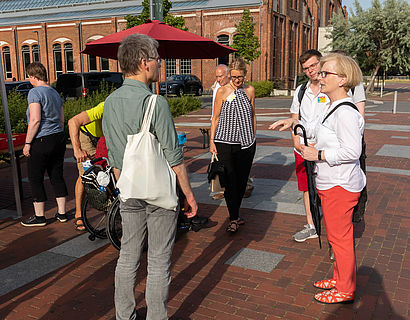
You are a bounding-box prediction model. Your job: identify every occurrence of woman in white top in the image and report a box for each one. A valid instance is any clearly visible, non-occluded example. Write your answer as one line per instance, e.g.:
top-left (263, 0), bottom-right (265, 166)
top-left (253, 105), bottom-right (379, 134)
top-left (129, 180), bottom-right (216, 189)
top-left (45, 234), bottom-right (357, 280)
top-left (269, 53), bottom-right (365, 304)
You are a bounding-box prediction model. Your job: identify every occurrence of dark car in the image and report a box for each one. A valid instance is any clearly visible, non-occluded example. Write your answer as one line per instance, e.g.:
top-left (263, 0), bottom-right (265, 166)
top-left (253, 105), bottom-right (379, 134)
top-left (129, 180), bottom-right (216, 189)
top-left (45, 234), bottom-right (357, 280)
top-left (55, 72), bottom-right (123, 98)
top-left (159, 74), bottom-right (203, 96)
top-left (5, 81), bottom-right (33, 97)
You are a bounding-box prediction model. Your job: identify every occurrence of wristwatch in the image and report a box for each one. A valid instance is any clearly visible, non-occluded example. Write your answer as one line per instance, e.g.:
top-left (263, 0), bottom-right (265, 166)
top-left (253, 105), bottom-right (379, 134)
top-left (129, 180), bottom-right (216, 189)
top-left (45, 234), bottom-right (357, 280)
top-left (318, 150), bottom-right (322, 161)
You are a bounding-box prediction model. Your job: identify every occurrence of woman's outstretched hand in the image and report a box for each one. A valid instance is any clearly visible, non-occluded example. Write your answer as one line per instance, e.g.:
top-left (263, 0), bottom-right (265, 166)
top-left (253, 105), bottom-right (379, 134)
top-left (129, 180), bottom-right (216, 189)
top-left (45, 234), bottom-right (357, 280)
top-left (269, 118), bottom-right (298, 131)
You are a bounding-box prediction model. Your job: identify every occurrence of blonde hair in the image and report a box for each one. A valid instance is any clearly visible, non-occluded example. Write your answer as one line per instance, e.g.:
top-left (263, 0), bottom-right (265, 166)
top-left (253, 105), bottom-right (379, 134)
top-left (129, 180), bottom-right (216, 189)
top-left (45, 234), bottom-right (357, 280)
top-left (320, 53), bottom-right (363, 91)
top-left (229, 57), bottom-right (247, 75)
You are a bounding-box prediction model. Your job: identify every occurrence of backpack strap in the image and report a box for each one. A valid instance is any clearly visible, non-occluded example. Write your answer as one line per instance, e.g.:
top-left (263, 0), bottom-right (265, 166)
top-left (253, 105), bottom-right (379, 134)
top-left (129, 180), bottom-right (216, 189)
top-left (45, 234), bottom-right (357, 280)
top-left (322, 101), bottom-right (358, 124)
top-left (297, 82), bottom-right (308, 120)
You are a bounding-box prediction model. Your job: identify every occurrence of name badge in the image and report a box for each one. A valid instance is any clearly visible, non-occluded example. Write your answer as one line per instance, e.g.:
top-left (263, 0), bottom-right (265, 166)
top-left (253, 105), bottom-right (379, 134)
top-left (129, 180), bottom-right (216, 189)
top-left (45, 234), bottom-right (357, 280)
top-left (318, 96), bottom-right (326, 103)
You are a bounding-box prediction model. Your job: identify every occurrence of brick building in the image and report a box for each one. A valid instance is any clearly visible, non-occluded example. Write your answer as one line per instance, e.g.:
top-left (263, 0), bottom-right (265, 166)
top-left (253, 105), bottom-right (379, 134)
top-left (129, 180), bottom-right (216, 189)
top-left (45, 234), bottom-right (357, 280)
top-left (0, 0), bottom-right (345, 89)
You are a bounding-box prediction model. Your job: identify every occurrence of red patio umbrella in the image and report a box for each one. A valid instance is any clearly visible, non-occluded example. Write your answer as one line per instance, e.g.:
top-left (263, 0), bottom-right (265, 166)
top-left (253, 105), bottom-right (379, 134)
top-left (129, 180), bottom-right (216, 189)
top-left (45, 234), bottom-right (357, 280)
top-left (82, 19), bottom-right (236, 59)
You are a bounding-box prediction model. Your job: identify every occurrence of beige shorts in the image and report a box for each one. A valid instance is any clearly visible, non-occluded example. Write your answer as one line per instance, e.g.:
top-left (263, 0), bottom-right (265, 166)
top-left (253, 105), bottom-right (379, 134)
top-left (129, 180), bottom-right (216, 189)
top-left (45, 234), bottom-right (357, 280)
top-left (77, 131), bottom-right (97, 175)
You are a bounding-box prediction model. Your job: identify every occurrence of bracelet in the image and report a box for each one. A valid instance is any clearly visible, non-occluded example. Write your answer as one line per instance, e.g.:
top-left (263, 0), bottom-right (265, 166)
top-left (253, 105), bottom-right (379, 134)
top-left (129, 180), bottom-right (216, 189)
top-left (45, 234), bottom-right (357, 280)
top-left (318, 150), bottom-right (322, 161)
top-left (25, 142), bottom-right (31, 145)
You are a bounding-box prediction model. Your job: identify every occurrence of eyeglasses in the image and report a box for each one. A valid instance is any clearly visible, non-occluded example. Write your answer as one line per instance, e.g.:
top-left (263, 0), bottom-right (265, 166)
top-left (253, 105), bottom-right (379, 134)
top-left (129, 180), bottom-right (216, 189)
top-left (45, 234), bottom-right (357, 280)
top-left (231, 76), bottom-right (245, 80)
top-left (302, 61), bottom-right (319, 71)
top-left (318, 71), bottom-right (339, 78)
top-left (148, 57), bottom-right (162, 64)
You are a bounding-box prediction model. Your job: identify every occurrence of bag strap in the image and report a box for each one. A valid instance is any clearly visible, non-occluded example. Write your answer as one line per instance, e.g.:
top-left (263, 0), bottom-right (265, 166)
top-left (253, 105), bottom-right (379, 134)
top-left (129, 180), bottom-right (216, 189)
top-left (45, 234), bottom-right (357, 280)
top-left (211, 153), bottom-right (219, 162)
top-left (141, 95), bottom-right (157, 132)
top-left (297, 81), bottom-right (308, 120)
top-left (322, 101), bottom-right (358, 124)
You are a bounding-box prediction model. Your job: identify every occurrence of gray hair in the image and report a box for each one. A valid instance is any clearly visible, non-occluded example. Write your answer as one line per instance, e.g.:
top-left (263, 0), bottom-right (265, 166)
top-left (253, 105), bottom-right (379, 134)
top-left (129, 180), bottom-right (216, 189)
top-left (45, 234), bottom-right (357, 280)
top-left (117, 34), bottom-right (159, 76)
top-left (216, 64), bottom-right (229, 74)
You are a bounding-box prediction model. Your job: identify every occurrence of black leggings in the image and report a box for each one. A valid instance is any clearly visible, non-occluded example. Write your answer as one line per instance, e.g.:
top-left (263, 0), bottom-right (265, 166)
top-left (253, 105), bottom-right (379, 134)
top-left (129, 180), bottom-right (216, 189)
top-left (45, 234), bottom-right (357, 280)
top-left (215, 142), bottom-right (256, 221)
top-left (28, 132), bottom-right (68, 202)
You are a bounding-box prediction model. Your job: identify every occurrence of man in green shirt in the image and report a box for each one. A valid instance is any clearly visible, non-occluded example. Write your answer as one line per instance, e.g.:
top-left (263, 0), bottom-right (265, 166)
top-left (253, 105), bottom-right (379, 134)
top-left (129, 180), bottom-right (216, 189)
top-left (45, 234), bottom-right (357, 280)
top-left (102, 34), bottom-right (198, 320)
top-left (68, 101), bottom-right (104, 231)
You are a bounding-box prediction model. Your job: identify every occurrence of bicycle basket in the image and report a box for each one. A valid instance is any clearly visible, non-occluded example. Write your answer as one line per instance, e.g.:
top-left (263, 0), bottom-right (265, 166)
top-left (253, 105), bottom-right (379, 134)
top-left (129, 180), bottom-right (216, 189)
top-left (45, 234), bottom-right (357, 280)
top-left (81, 165), bottom-right (110, 211)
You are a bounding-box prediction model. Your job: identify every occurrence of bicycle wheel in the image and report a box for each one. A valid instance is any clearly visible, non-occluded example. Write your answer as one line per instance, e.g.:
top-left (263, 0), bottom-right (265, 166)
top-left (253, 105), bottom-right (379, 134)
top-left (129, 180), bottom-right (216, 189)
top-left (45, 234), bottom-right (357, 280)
top-left (106, 196), bottom-right (122, 250)
top-left (81, 193), bottom-right (108, 240)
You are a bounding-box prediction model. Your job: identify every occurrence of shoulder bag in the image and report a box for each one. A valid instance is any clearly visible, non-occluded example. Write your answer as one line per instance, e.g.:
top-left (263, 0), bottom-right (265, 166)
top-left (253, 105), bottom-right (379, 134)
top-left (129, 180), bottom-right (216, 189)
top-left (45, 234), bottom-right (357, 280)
top-left (116, 95), bottom-right (178, 211)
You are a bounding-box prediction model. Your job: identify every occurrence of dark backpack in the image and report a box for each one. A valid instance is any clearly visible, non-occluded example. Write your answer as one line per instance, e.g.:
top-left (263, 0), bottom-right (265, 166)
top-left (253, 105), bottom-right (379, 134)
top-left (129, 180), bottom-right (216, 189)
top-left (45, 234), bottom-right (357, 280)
top-left (322, 101), bottom-right (367, 222)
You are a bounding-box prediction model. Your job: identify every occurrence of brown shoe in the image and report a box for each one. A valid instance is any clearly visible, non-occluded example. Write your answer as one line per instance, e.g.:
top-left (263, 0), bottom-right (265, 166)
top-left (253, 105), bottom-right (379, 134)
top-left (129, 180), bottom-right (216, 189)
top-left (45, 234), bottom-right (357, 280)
top-left (243, 186), bottom-right (254, 198)
top-left (212, 192), bottom-right (224, 200)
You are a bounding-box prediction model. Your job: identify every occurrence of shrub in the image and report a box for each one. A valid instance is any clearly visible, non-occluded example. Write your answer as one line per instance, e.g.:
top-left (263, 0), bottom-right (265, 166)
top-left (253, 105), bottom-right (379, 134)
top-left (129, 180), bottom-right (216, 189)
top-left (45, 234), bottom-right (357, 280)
top-left (249, 80), bottom-right (274, 98)
top-left (0, 91), bottom-right (29, 133)
top-left (167, 95), bottom-right (202, 118)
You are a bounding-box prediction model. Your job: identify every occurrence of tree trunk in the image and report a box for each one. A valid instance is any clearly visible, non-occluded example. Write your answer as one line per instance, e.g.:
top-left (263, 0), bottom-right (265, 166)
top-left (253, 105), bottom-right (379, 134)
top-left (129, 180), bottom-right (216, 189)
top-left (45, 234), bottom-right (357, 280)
top-left (366, 62), bottom-right (381, 94)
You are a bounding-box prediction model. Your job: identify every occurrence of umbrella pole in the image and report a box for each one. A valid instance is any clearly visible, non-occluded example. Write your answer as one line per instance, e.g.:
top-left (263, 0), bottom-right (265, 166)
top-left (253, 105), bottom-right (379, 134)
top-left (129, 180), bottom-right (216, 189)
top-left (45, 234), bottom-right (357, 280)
top-left (0, 55), bottom-right (23, 219)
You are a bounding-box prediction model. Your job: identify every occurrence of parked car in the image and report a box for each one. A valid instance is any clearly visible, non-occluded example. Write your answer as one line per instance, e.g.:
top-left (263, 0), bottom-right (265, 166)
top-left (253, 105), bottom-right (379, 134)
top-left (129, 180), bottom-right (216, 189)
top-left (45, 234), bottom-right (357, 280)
top-left (55, 72), bottom-right (123, 98)
top-left (159, 74), bottom-right (203, 96)
top-left (5, 81), bottom-right (33, 97)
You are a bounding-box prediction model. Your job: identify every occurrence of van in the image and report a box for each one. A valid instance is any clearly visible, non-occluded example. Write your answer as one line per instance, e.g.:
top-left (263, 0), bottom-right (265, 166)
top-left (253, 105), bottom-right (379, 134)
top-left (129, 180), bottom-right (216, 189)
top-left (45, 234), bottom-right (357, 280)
top-left (55, 72), bottom-right (123, 98)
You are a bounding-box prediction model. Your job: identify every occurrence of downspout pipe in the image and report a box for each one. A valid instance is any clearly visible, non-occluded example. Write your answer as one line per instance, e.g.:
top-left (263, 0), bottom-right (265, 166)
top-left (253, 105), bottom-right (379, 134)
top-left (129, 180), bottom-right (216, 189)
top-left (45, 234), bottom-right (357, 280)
top-left (13, 26), bottom-right (20, 81)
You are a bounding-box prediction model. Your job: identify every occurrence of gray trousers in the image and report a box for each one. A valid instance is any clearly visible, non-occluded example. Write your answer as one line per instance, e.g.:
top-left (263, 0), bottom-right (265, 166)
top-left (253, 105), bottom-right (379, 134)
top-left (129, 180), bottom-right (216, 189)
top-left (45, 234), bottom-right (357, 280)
top-left (115, 198), bottom-right (178, 320)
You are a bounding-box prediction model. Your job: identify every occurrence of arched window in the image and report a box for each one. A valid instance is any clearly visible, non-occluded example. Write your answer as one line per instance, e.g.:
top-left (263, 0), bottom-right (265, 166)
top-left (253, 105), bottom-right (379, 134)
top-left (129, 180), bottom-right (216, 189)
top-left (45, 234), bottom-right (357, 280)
top-left (32, 45), bottom-right (40, 62)
top-left (64, 43), bottom-right (74, 73)
top-left (53, 44), bottom-right (63, 78)
top-left (217, 35), bottom-right (230, 66)
top-left (22, 45), bottom-right (31, 78)
top-left (2, 46), bottom-right (12, 79)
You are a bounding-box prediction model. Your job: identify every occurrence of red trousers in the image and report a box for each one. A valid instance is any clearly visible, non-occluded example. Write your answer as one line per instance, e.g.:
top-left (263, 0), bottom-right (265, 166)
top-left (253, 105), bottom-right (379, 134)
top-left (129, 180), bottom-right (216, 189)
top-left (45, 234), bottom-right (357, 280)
top-left (318, 186), bottom-right (360, 293)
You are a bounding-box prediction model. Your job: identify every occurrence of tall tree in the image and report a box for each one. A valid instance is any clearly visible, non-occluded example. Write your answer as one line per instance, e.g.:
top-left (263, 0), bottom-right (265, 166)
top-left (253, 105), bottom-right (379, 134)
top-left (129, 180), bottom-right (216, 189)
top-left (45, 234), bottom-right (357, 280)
top-left (329, 0), bottom-right (410, 93)
top-left (232, 9), bottom-right (261, 64)
top-left (124, 0), bottom-right (187, 30)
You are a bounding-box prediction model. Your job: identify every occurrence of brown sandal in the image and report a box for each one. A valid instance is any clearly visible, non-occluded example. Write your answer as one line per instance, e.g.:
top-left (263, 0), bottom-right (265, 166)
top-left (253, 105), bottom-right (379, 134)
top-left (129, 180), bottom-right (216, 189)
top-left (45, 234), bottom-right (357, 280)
top-left (74, 217), bottom-right (85, 231)
top-left (226, 221), bottom-right (239, 233)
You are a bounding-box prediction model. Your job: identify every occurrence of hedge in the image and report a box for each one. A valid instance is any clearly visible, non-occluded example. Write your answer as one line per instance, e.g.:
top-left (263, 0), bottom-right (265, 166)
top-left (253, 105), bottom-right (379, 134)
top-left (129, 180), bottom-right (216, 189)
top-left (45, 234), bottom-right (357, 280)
top-left (0, 87), bottom-right (202, 137)
top-left (249, 80), bottom-right (274, 98)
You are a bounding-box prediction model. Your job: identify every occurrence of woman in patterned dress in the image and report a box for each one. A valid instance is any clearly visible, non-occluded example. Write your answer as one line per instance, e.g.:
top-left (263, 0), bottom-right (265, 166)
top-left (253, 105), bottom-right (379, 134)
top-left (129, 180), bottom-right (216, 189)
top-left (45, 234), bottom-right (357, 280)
top-left (209, 57), bottom-right (256, 233)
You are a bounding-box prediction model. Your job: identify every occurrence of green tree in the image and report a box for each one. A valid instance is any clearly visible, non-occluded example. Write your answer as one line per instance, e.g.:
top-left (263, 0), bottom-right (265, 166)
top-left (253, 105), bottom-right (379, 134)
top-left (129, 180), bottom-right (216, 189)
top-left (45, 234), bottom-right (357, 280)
top-left (329, 0), bottom-right (410, 93)
top-left (124, 0), bottom-right (187, 30)
top-left (232, 9), bottom-right (261, 64)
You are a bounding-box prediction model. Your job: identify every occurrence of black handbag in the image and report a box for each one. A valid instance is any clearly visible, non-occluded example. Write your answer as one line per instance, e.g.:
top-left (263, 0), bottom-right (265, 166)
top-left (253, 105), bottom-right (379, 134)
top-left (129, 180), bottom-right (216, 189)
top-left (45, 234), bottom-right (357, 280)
top-left (207, 154), bottom-right (226, 187)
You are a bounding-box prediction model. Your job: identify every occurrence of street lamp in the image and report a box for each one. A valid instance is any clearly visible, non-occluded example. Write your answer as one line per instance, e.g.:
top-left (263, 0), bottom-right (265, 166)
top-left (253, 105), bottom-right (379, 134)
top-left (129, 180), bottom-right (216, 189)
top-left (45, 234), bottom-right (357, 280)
top-left (33, 30), bottom-right (40, 62)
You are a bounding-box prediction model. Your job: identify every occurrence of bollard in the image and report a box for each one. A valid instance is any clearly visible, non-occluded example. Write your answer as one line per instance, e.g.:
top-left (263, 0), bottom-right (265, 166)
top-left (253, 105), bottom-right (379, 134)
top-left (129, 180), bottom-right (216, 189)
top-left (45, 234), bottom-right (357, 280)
top-left (380, 82), bottom-right (383, 97)
top-left (393, 91), bottom-right (397, 114)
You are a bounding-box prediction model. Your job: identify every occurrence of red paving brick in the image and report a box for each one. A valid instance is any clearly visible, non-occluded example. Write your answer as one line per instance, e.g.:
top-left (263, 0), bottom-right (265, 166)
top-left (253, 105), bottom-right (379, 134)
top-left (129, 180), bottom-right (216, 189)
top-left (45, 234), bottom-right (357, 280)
top-left (0, 104), bottom-right (409, 319)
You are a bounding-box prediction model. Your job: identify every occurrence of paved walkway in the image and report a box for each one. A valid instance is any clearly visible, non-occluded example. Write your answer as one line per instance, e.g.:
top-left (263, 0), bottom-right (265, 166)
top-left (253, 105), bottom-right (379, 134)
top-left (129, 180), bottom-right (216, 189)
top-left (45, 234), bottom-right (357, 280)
top-left (0, 98), bottom-right (409, 319)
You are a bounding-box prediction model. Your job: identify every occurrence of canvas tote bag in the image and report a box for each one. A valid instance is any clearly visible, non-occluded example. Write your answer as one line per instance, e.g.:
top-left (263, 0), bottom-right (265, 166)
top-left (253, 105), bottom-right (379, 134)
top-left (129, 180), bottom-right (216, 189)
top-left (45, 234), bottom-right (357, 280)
top-left (208, 154), bottom-right (225, 193)
top-left (116, 95), bottom-right (178, 211)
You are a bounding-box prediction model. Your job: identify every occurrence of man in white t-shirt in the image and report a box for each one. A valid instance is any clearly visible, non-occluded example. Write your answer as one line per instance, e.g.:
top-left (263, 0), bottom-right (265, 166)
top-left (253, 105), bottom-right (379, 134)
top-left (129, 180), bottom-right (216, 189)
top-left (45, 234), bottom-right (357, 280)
top-left (290, 49), bottom-right (330, 242)
top-left (211, 64), bottom-right (230, 200)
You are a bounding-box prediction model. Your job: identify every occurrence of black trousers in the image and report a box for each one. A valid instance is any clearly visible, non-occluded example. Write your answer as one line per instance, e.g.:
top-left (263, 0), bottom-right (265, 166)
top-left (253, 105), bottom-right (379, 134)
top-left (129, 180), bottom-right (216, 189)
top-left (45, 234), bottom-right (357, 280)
top-left (28, 132), bottom-right (68, 202)
top-left (215, 142), bottom-right (256, 221)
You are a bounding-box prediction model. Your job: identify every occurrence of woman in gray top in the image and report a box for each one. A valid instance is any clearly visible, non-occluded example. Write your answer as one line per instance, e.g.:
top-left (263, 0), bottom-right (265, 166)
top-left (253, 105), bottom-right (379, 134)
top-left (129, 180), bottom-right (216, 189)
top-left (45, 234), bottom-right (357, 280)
top-left (21, 62), bottom-right (68, 227)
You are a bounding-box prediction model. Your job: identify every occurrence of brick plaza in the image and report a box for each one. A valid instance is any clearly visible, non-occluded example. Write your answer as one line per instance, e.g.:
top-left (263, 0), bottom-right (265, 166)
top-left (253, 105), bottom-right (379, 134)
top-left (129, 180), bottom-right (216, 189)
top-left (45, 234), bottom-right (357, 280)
top-left (0, 93), bottom-right (409, 319)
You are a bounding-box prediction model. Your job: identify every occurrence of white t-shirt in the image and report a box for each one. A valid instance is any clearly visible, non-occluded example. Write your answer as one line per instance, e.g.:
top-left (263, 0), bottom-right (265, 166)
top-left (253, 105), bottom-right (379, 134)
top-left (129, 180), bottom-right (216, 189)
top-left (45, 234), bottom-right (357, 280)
top-left (211, 82), bottom-right (221, 120)
top-left (348, 82), bottom-right (366, 103)
top-left (300, 97), bottom-right (366, 192)
top-left (290, 82), bottom-right (330, 153)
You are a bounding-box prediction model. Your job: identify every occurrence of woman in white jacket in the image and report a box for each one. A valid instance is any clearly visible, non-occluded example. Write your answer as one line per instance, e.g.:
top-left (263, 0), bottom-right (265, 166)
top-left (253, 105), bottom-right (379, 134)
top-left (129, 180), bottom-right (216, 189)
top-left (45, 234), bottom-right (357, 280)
top-left (269, 53), bottom-right (365, 304)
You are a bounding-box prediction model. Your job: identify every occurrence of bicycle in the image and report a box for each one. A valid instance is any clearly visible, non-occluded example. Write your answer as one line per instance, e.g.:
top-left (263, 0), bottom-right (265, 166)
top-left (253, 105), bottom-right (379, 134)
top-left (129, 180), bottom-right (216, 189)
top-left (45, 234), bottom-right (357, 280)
top-left (81, 157), bottom-right (117, 241)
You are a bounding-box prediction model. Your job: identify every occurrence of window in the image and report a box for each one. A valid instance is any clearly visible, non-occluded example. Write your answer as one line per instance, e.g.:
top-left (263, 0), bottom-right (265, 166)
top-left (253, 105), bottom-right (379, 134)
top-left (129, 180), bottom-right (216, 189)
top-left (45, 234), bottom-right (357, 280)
top-left (22, 45), bottom-right (31, 78)
top-left (217, 35), bottom-right (230, 66)
top-left (32, 45), bottom-right (40, 62)
top-left (53, 44), bottom-right (63, 78)
top-left (100, 57), bottom-right (110, 72)
top-left (180, 59), bottom-right (191, 74)
top-left (165, 59), bottom-right (176, 77)
top-left (88, 55), bottom-right (97, 72)
top-left (64, 43), bottom-right (74, 73)
top-left (2, 46), bottom-right (12, 79)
